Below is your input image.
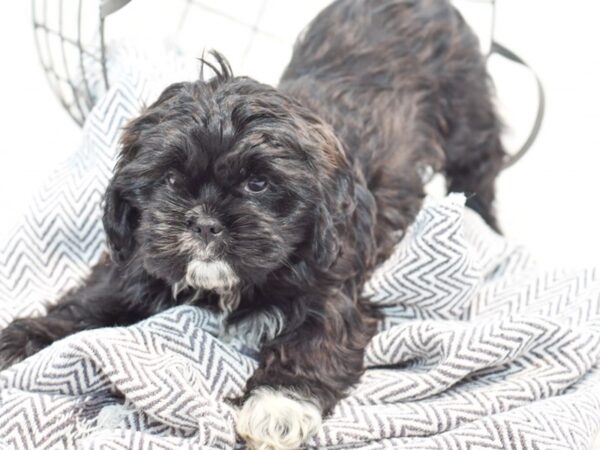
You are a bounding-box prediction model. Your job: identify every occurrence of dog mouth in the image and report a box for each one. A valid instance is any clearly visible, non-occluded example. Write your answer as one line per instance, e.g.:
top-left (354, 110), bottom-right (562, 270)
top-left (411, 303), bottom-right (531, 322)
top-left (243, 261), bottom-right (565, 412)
top-left (184, 259), bottom-right (239, 291)
top-left (161, 230), bottom-right (239, 294)
top-left (170, 258), bottom-right (241, 314)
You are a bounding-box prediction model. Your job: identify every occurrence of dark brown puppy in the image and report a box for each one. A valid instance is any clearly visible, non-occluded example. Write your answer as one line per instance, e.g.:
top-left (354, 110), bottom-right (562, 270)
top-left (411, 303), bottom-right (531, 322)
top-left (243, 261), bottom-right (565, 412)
top-left (0, 0), bottom-right (504, 448)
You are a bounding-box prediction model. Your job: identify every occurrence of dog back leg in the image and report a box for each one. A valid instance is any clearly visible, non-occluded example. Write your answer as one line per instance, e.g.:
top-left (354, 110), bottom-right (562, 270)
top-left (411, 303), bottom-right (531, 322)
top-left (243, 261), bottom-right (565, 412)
top-left (444, 131), bottom-right (505, 232)
top-left (441, 63), bottom-right (506, 232)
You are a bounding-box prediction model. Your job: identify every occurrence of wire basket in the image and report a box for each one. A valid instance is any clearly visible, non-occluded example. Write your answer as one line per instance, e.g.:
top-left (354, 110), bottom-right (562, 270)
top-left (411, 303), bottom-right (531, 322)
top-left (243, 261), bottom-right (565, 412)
top-left (32, 0), bottom-right (501, 128)
top-left (31, 0), bottom-right (133, 126)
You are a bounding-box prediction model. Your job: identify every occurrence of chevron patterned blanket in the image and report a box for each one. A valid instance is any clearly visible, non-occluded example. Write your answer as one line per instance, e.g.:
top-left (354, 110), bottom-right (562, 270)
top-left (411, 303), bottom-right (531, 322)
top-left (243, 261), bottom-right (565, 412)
top-left (2, 56), bottom-right (600, 450)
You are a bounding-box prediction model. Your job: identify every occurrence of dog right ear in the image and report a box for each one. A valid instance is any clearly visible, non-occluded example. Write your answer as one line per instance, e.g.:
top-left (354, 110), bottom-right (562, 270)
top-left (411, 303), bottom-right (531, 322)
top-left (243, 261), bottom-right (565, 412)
top-left (103, 82), bottom-right (189, 263)
top-left (102, 115), bottom-right (148, 264)
top-left (102, 177), bottom-right (139, 264)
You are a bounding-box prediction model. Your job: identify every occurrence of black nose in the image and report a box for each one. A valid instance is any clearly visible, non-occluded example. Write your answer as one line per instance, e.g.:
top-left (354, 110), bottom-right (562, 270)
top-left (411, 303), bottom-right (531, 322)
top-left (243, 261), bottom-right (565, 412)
top-left (186, 216), bottom-right (224, 243)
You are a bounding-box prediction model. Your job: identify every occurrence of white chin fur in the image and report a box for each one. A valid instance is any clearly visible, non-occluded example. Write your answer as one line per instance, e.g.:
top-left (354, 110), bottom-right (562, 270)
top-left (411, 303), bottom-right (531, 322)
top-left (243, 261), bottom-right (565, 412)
top-left (185, 259), bottom-right (239, 292)
top-left (236, 388), bottom-right (322, 450)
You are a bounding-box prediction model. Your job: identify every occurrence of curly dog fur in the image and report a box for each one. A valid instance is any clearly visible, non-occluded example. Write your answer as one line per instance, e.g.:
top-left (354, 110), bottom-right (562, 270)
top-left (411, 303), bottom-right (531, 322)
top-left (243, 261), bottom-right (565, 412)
top-left (0, 0), bottom-right (505, 447)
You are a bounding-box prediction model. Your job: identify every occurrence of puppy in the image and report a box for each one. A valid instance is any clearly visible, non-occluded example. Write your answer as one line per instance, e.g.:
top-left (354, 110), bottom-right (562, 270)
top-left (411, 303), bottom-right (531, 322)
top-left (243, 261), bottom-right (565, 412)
top-left (0, 0), bottom-right (505, 448)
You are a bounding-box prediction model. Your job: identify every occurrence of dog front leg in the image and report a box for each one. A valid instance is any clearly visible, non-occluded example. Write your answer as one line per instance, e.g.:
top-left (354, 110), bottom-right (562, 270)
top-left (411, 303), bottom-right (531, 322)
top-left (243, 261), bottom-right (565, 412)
top-left (235, 296), bottom-right (375, 449)
top-left (0, 285), bottom-right (151, 370)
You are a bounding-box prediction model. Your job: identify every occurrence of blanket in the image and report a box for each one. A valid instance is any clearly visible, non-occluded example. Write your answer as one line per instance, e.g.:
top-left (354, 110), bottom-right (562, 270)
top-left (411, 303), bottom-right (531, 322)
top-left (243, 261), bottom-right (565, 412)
top-left (1, 49), bottom-right (600, 450)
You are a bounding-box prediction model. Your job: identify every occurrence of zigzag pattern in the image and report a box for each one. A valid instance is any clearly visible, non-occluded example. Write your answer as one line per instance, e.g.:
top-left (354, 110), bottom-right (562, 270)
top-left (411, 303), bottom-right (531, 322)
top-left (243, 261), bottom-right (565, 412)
top-left (364, 195), bottom-right (481, 323)
top-left (0, 44), bottom-right (197, 328)
top-left (0, 81), bottom-right (142, 328)
top-left (2, 47), bottom-right (600, 449)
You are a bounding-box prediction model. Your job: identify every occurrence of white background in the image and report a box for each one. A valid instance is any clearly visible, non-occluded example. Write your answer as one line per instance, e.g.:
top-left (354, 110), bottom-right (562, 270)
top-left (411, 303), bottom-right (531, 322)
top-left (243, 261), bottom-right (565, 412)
top-left (0, 0), bottom-right (598, 267)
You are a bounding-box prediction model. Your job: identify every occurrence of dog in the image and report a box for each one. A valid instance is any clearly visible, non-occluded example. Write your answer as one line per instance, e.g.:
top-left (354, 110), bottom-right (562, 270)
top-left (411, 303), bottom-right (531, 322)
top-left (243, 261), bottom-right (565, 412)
top-left (0, 0), bottom-right (505, 448)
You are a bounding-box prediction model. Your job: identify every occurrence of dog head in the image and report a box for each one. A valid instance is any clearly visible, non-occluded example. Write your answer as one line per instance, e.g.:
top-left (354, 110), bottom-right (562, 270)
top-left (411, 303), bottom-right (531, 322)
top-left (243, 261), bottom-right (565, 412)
top-left (102, 53), bottom-right (358, 301)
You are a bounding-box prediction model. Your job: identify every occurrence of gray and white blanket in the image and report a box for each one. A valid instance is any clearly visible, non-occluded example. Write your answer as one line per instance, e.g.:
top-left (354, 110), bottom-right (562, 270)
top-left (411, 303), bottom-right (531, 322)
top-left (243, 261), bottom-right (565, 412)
top-left (1, 51), bottom-right (600, 450)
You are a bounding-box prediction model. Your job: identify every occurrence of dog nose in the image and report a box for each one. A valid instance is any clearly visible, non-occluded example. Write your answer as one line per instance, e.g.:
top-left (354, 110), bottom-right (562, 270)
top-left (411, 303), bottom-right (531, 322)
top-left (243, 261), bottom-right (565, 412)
top-left (186, 216), bottom-right (224, 243)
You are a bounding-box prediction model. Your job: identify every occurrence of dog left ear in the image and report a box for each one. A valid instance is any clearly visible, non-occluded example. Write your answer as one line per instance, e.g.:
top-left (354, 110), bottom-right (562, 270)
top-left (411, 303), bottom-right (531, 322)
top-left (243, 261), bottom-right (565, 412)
top-left (311, 162), bottom-right (355, 269)
top-left (303, 121), bottom-right (357, 268)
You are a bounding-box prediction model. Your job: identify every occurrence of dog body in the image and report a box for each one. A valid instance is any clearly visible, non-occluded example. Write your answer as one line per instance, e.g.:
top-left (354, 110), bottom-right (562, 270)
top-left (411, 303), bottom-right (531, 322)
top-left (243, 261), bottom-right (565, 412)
top-left (282, 0), bottom-right (504, 239)
top-left (0, 1), bottom-right (504, 448)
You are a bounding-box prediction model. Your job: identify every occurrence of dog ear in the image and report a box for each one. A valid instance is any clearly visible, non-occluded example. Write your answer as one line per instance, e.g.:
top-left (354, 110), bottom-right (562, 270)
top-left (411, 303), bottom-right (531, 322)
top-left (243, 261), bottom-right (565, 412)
top-left (103, 82), bottom-right (190, 263)
top-left (102, 113), bottom-right (154, 263)
top-left (312, 176), bottom-right (354, 268)
top-left (102, 177), bottom-right (139, 264)
top-left (102, 113), bottom-right (148, 263)
top-left (310, 132), bottom-right (356, 268)
top-left (103, 123), bottom-right (140, 263)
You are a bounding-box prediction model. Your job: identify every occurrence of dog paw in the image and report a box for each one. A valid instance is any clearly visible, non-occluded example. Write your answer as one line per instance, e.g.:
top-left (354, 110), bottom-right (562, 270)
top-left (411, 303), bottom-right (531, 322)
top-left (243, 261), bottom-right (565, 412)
top-left (236, 387), bottom-right (322, 450)
top-left (0, 320), bottom-right (47, 370)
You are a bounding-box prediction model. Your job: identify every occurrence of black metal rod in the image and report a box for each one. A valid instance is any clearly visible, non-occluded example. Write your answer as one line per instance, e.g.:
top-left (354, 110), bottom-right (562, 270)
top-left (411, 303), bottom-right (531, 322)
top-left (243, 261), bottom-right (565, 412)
top-left (99, 17), bottom-right (109, 92)
top-left (61, 0), bottom-right (87, 124)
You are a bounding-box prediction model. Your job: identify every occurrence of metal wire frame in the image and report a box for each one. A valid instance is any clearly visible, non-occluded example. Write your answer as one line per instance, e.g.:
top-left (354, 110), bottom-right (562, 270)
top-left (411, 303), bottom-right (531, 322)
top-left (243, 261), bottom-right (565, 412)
top-left (32, 0), bottom-right (110, 126)
top-left (31, 0), bottom-right (499, 129)
top-left (30, 0), bottom-right (207, 128)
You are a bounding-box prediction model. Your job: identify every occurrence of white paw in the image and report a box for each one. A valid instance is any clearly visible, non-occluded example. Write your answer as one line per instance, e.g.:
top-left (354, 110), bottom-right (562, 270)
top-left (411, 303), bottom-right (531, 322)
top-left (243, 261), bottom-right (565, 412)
top-left (236, 387), bottom-right (322, 450)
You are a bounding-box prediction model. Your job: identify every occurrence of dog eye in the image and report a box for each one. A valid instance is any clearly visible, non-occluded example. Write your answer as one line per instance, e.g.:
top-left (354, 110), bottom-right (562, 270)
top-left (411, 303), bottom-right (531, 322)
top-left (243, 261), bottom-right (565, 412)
top-left (245, 175), bottom-right (269, 193)
top-left (166, 172), bottom-right (179, 187)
